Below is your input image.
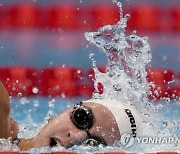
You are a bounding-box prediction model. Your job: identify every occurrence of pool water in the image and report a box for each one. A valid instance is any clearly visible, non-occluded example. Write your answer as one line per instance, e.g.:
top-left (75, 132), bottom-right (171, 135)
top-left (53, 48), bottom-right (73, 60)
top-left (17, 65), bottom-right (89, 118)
top-left (11, 96), bottom-right (83, 123)
top-left (4, 0), bottom-right (180, 152)
top-left (10, 97), bottom-right (180, 138)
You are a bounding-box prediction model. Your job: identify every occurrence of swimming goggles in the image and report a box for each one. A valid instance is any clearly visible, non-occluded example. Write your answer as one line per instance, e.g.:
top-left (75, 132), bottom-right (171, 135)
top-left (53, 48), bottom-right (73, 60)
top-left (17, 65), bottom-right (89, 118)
top-left (70, 102), bottom-right (107, 146)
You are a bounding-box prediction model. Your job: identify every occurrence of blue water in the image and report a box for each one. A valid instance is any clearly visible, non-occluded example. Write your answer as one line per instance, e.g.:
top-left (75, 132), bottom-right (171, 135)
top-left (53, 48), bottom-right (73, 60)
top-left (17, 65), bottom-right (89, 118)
top-left (10, 96), bottom-right (180, 136)
top-left (10, 96), bottom-right (85, 123)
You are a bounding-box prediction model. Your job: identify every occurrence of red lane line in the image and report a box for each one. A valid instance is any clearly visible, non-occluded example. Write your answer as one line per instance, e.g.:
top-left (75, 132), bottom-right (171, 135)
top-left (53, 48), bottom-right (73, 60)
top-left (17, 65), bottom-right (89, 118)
top-left (0, 3), bottom-right (179, 31)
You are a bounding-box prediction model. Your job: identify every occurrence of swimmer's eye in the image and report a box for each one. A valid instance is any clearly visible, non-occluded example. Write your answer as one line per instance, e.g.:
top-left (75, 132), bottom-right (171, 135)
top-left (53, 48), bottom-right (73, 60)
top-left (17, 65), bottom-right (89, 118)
top-left (50, 137), bottom-right (57, 147)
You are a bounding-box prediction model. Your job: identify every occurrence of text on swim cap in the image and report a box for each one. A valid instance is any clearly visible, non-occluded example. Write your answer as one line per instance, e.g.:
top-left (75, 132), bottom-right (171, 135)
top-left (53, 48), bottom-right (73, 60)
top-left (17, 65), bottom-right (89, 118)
top-left (125, 109), bottom-right (137, 137)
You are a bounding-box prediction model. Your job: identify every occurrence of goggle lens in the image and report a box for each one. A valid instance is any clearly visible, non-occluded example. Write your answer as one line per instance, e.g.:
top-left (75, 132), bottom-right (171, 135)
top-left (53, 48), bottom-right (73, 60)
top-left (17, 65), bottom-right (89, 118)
top-left (73, 108), bottom-right (90, 129)
top-left (71, 103), bottom-right (93, 130)
top-left (70, 102), bottom-right (107, 146)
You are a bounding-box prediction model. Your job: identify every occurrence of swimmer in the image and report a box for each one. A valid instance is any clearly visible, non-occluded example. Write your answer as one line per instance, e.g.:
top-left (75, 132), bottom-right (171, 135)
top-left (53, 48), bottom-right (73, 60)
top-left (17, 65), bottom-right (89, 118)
top-left (0, 81), bottom-right (143, 151)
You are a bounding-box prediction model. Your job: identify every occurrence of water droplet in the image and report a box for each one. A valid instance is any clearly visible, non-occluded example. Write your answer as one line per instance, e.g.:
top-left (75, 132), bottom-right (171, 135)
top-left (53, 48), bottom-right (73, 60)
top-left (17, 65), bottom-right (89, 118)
top-left (33, 100), bottom-right (39, 107)
top-left (17, 92), bottom-right (22, 97)
top-left (162, 121), bottom-right (168, 127)
top-left (48, 99), bottom-right (55, 108)
top-left (144, 113), bottom-right (149, 117)
top-left (61, 93), bottom-right (66, 98)
top-left (133, 30), bottom-right (137, 34)
top-left (77, 69), bottom-right (81, 74)
top-left (156, 104), bottom-right (164, 110)
top-left (165, 97), bottom-right (171, 103)
top-left (125, 14), bottom-right (131, 20)
top-left (96, 126), bottom-right (101, 131)
top-left (89, 53), bottom-right (94, 59)
top-left (32, 87), bottom-right (39, 94)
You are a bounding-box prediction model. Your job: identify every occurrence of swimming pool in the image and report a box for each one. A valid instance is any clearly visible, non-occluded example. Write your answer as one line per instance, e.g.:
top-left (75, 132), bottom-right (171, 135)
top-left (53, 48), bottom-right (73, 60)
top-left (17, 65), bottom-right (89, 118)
top-left (0, 0), bottom-right (179, 153)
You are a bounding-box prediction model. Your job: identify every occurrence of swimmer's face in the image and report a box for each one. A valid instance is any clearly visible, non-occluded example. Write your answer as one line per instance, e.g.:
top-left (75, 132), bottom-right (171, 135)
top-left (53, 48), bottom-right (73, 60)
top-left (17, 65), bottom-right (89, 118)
top-left (33, 102), bottom-right (120, 148)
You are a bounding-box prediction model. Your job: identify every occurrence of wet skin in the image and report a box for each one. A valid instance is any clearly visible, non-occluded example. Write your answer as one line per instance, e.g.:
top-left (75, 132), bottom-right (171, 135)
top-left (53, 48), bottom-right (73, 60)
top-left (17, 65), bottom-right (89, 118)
top-left (33, 102), bottom-right (120, 148)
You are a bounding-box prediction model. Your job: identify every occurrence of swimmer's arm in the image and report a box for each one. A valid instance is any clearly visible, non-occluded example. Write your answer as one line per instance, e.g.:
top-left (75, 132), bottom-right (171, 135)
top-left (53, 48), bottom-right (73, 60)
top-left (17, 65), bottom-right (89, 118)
top-left (0, 81), bottom-right (18, 139)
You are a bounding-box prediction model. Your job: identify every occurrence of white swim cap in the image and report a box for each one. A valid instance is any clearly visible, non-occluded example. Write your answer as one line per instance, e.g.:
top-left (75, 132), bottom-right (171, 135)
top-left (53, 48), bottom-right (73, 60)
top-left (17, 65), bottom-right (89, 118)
top-left (84, 99), bottom-right (143, 137)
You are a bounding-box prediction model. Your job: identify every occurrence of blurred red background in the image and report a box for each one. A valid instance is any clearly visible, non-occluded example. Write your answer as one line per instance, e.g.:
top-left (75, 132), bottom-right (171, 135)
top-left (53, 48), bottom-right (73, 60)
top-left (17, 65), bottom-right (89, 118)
top-left (0, 0), bottom-right (179, 99)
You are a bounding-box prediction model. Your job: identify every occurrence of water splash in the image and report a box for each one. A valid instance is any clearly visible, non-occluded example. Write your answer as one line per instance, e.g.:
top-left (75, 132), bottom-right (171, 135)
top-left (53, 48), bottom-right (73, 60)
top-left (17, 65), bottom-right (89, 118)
top-left (85, 0), bottom-right (179, 152)
top-left (85, 0), bottom-right (151, 110)
top-left (0, 139), bottom-right (19, 151)
top-left (0, 0), bottom-right (177, 153)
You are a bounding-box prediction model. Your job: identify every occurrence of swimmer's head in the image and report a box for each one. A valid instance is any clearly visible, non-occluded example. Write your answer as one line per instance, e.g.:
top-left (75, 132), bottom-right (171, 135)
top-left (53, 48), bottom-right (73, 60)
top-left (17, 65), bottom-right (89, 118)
top-left (85, 99), bottom-right (142, 138)
top-left (33, 101), bottom-right (120, 148)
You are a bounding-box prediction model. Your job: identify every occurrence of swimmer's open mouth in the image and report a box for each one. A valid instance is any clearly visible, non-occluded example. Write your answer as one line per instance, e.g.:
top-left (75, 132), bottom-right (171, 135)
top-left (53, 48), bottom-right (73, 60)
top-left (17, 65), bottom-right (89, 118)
top-left (50, 137), bottom-right (58, 147)
top-left (49, 137), bottom-right (74, 148)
